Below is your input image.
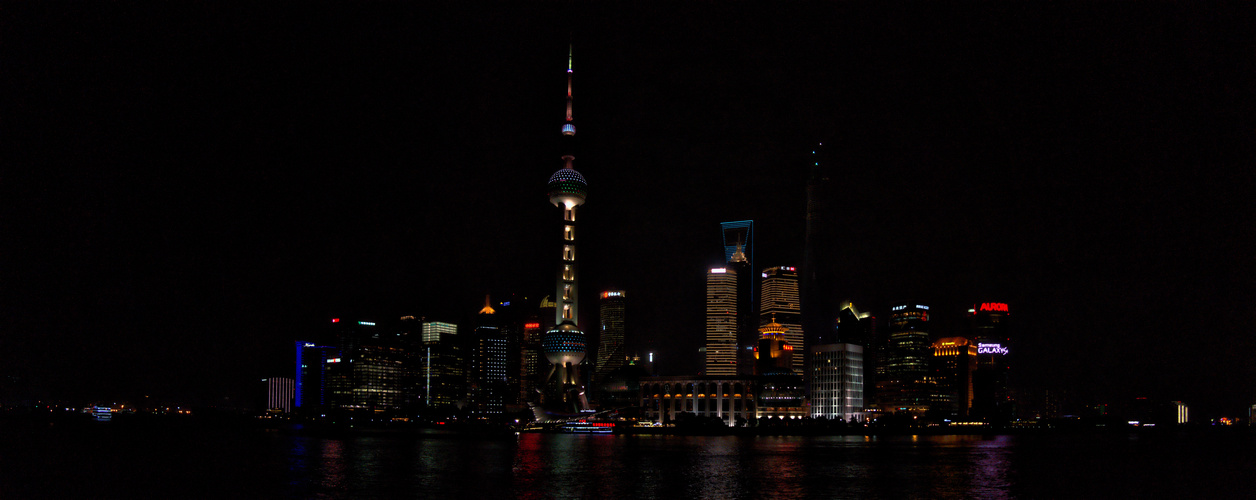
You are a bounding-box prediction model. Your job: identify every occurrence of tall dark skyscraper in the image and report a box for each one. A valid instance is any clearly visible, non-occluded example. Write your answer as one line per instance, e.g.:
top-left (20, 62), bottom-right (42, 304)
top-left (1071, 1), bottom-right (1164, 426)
top-left (595, 290), bottom-right (626, 382)
top-left (760, 266), bottom-right (804, 374)
top-left (801, 143), bottom-right (838, 347)
top-left (540, 46), bottom-right (590, 411)
top-left (876, 303), bottom-right (932, 415)
top-left (969, 302), bottom-right (1013, 422)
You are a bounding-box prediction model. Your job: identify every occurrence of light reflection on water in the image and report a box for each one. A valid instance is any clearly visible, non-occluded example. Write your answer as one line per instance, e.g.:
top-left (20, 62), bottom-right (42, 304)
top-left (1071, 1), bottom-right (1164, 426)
top-left (280, 433), bottom-right (1018, 499)
top-left (269, 431), bottom-right (1254, 499)
top-left (8, 425), bottom-right (1251, 499)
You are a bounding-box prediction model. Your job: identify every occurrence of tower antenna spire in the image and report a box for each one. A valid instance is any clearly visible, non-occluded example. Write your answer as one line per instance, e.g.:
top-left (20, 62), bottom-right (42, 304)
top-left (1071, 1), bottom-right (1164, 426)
top-left (564, 43), bottom-right (575, 132)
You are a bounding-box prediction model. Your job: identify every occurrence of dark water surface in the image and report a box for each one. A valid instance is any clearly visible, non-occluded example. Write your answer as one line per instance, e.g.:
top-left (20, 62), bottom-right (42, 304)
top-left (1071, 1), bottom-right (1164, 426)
top-left (3, 425), bottom-right (1253, 498)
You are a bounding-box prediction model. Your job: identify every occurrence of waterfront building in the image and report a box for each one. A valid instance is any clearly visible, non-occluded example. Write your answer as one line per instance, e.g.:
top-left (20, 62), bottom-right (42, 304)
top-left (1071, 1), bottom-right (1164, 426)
top-left (320, 319), bottom-right (408, 411)
top-left (760, 266), bottom-right (804, 374)
top-left (705, 267), bottom-right (740, 376)
top-left (263, 377), bottom-right (294, 413)
top-left (294, 340), bottom-right (337, 411)
top-left (343, 344), bottom-right (406, 410)
top-left (540, 46), bottom-right (590, 411)
top-left (1173, 401), bottom-right (1189, 425)
top-left (754, 318), bottom-right (806, 419)
top-left (930, 337), bottom-right (977, 419)
top-left (640, 375), bottom-right (758, 426)
top-left (810, 343), bottom-right (864, 422)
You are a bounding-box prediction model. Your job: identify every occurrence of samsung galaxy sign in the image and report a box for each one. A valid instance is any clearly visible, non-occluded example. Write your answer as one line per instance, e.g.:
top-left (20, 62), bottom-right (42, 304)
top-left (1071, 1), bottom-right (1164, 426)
top-left (977, 343), bottom-right (1009, 355)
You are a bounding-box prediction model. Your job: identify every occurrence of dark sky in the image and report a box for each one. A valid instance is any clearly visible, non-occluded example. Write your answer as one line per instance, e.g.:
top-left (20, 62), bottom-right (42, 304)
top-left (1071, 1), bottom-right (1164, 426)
top-left (5, 4), bottom-right (1254, 416)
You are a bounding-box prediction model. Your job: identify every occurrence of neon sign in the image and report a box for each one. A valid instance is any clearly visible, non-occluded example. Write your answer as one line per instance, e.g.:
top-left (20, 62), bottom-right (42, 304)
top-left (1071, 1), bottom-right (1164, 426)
top-left (602, 291), bottom-right (623, 298)
top-left (358, 321), bottom-right (375, 326)
top-left (331, 318), bottom-right (340, 323)
top-left (977, 343), bottom-right (1009, 355)
top-left (525, 322), bottom-right (541, 329)
top-left (711, 268), bottom-right (727, 274)
top-left (978, 303), bottom-right (1009, 312)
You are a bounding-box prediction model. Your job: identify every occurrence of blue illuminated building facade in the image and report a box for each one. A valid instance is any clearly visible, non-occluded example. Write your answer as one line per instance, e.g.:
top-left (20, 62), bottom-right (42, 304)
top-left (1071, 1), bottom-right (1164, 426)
top-left (294, 340), bottom-right (337, 411)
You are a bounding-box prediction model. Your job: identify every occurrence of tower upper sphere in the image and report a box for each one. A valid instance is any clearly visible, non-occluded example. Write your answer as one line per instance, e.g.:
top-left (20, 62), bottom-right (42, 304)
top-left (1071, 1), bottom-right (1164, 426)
top-left (547, 165), bottom-right (587, 207)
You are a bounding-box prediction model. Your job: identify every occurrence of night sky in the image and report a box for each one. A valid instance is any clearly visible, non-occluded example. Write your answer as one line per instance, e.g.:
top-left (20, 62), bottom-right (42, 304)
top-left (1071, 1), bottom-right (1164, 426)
top-left (6, 4), bottom-right (1253, 416)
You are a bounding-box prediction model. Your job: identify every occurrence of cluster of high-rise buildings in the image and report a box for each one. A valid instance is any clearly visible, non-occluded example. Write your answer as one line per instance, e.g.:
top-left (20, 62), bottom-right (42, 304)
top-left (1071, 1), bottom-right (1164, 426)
top-left (667, 217), bottom-right (1017, 426)
top-left (264, 46), bottom-right (1017, 426)
top-left (279, 290), bottom-right (640, 422)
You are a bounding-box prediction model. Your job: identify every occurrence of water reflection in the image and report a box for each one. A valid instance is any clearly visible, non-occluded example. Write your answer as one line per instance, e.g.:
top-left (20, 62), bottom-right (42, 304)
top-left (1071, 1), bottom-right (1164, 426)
top-left (275, 431), bottom-right (1236, 499)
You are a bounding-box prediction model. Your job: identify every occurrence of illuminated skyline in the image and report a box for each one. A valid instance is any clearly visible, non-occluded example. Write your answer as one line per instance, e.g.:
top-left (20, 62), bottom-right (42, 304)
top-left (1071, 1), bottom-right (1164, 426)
top-left (5, 4), bottom-right (1253, 418)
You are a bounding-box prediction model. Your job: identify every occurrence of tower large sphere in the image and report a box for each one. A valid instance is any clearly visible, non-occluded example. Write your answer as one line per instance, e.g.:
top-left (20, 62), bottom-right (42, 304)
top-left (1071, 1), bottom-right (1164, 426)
top-left (547, 166), bottom-right (587, 207)
top-left (542, 322), bottom-right (586, 366)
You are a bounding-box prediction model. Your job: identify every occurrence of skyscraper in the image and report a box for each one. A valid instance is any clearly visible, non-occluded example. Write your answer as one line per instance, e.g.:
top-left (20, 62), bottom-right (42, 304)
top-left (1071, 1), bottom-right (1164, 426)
top-left (540, 46), bottom-right (589, 411)
top-left (969, 302), bottom-right (1012, 422)
top-left (705, 268), bottom-right (739, 376)
top-left (931, 337), bottom-right (977, 419)
top-left (321, 319), bottom-right (407, 411)
top-left (420, 320), bottom-right (464, 411)
top-left (877, 303), bottom-right (932, 415)
top-left (520, 314), bottom-right (543, 403)
top-left (802, 144), bottom-right (839, 347)
top-left (470, 297), bottom-right (507, 418)
top-left (720, 221), bottom-right (758, 375)
top-left (760, 266), bottom-right (804, 374)
top-left (595, 290), bottom-right (626, 382)
top-left (294, 340), bottom-right (336, 412)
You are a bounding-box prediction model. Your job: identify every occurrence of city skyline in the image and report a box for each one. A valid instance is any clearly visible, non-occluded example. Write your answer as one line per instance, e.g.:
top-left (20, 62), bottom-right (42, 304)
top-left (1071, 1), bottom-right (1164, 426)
top-left (5, 4), bottom-right (1253, 418)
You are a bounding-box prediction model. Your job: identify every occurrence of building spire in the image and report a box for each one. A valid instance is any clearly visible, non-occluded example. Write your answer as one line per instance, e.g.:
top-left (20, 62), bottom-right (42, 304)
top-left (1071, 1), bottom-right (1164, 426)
top-left (563, 44), bottom-right (576, 136)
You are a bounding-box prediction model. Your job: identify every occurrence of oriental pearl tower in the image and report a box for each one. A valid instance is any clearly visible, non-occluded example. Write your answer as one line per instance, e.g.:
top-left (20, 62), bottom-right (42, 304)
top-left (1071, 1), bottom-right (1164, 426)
top-left (540, 45), bottom-right (590, 411)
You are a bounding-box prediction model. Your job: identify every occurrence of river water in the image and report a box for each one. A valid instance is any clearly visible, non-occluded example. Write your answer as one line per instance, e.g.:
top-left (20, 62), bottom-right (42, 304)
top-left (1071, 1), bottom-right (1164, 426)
top-left (4, 425), bottom-right (1253, 498)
